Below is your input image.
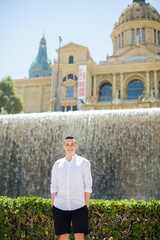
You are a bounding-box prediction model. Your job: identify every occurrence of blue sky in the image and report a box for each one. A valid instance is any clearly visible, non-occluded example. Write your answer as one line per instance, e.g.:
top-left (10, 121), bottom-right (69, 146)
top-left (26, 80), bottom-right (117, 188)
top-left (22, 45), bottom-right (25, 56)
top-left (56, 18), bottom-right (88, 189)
top-left (0, 0), bottom-right (160, 80)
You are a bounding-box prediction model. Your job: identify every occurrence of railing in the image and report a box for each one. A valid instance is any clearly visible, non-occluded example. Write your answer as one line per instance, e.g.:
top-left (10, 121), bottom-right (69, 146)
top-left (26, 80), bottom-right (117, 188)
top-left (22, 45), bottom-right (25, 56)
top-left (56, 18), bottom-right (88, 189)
top-left (98, 96), bottom-right (112, 101)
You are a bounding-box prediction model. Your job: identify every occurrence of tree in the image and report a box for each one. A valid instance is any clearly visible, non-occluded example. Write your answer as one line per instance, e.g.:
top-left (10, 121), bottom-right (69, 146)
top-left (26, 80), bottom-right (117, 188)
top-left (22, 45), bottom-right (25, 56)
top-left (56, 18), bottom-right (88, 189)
top-left (0, 76), bottom-right (24, 114)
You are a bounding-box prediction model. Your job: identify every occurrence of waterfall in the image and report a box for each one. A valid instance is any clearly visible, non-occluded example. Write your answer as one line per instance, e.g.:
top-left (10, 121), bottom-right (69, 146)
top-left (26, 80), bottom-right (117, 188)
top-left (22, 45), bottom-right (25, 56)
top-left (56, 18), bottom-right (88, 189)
top-left (0, 108), bottom-right (160, 200)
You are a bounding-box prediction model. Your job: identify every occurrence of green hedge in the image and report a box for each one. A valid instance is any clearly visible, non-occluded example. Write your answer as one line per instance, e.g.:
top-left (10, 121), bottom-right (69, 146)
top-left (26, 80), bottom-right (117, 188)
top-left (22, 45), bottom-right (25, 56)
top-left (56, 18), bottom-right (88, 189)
top-left (0, 196), bottom-right (160, 240)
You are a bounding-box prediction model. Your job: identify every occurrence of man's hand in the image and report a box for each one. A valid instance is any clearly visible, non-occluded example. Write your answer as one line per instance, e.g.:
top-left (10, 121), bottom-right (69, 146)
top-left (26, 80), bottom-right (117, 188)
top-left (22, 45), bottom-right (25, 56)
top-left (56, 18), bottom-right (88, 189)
top-left (51, 192), bottom-right (57, 207)
top-left (85, 192), bottom-right (91, 209)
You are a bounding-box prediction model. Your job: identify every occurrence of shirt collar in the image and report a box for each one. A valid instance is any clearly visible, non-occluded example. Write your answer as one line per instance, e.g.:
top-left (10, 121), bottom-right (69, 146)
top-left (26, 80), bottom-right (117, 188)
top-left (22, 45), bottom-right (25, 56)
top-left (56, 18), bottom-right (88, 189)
top-left (65, 154), bottom-right (77, 163)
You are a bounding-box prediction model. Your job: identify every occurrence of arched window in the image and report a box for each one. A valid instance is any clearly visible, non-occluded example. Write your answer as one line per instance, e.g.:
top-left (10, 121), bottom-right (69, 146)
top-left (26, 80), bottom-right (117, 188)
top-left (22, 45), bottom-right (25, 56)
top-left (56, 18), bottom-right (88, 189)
top-left (99, 83), bottom-right (112, 101)
top-left (68, 74), bottom-right (74, 80)
top-left (69, 56), bottom-right (74, 64)
top-left (63, 76), bottom-right (66, 82)
top-left (63, 74), bottom-right (78, 82)
top-left (75, 75), bottom-right (78, 81)
top-left (127, 80), bottom-right (144, 100)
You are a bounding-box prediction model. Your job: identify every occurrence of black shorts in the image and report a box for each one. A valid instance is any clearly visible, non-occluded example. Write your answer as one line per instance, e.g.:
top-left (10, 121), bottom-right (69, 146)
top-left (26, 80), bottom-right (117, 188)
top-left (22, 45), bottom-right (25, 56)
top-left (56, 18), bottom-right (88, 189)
top-left (52, 205), bottom-right (89, 236)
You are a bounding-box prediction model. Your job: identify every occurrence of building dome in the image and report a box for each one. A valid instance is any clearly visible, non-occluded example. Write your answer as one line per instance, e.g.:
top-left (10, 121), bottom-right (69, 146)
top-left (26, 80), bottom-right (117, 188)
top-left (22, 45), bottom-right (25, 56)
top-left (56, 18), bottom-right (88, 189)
top-left (116, 0), bottom-right (160, 28)
top-left (111, 0), bottom-right (160, 57)
top-left (29, 35), bottom-right (52, 78)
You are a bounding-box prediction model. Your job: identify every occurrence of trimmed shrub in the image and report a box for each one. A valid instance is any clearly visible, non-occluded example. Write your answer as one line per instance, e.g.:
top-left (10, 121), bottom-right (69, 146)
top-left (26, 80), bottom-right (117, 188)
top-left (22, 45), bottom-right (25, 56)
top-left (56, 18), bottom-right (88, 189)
top-left (0, 196), bottom-right (160, 240)
top-left (87, 198), bottom-right (160, 240)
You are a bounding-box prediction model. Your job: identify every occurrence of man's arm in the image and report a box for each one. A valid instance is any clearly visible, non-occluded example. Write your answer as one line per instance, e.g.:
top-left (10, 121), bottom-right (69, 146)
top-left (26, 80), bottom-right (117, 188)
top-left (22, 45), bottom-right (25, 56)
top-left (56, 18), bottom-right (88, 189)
top-left (83, 161), bottom-right (92, 209)
top-left (50, 162), bottom-right (58, 207)
top-left (51, 192), bottom-right (57, 207)
top-left (85, 192), bottom-right (91, 208)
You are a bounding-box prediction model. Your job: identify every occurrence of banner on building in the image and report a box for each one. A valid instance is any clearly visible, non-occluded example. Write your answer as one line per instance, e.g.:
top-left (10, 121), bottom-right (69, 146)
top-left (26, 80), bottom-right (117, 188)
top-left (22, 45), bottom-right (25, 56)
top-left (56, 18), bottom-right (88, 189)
top-left (78, 65), bottom-right (87, 110)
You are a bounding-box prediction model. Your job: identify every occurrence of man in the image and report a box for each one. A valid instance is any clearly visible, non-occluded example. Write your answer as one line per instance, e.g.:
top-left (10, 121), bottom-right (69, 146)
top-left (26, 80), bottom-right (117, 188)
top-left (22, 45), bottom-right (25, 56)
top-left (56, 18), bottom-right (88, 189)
top-left (51, 136), bottom-right (92, 240)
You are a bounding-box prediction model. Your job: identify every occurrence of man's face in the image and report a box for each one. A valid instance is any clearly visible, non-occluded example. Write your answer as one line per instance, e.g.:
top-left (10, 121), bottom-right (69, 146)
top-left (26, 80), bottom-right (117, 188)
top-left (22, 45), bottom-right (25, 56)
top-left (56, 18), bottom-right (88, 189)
top-left (63, 139), bottom-right (77, 156)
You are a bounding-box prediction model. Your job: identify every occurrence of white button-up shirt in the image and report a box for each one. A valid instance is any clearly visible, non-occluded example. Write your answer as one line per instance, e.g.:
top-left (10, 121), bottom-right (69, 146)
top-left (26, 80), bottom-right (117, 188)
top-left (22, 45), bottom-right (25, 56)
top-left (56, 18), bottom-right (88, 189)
top-left (50, 154), bottom-right (92, 211)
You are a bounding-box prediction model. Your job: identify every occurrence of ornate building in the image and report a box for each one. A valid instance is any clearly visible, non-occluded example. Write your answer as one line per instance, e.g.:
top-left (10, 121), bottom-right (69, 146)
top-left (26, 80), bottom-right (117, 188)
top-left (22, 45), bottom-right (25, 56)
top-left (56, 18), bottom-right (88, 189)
top-left (14, 0), bottom-right (160, 113)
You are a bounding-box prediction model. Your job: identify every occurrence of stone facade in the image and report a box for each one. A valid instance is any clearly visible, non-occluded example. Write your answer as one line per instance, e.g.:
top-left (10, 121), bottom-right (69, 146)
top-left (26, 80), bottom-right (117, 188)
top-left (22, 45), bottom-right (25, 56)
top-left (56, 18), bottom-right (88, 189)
top-left (14, 0), bottom-right (160, 113)
top-left (15, 77), bottom-right (51, 113)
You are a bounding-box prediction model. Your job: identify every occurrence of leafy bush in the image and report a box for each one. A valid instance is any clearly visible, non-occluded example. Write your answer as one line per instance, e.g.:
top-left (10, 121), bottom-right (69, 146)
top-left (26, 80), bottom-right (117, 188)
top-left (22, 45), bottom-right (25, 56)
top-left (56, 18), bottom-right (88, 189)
top-left (0, 76), bottom-right (24, 114)
top-left (0, 196), bottom-right (160, 240)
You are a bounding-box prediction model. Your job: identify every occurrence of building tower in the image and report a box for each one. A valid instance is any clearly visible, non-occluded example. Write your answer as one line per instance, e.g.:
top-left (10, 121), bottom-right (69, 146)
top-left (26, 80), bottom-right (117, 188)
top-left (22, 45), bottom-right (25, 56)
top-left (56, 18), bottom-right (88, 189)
top-left (29, 35), bottom-right (52, 78)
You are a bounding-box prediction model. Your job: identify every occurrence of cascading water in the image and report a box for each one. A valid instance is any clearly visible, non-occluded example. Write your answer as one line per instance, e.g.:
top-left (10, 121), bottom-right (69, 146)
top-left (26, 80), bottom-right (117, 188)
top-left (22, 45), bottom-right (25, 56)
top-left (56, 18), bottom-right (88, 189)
top-left (0, 108), bottom-right (160, 201)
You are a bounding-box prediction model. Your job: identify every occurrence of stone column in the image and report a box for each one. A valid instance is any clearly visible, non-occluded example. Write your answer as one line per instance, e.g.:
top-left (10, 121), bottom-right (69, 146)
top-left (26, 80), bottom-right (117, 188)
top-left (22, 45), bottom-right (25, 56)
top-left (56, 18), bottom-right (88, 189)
top-left (51, 69), bottom-right (57, 111)
top-left (93, 75), bottom-right (97, 97)
top-left (112, 74), bottom-right (116, 100)
top-left (50, 68), bottom-right (54, 111)
top-left (120, 73), bottom-right (124, 100)
top-left (50, 68), bottom-right (54, 100)
top-left (88, 73), bottom-right (92, 99)
top-left (154, 70), bottom-right (158, 98)
top-left (60, 72), bottom-right (63, 110)
top-left (54, 70), bottom-right (59, 111)
top-left (146, 71), bottom-right (150, 98)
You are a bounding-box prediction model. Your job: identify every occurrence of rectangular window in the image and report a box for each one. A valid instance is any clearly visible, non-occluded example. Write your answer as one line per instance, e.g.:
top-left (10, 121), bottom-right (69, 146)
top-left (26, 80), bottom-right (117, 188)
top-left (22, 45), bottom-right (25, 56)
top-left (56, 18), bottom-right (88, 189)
top-left (91, 76), bottom-right (94, 96)
top-left (118, 35), bottom-right (121, 48)
top-left (142, 28), bottom-right (145, 43)
top-left (115, 37), bottom-right (117, 49)
top-left (67, 106), bottom-right (71, 111)
top-left (158, 31), bottom-right (160, 45)
top-left (136, 28), bottom-right (141, 43)
top-left (73, 106), bottom-right (77, 111)
top-left (66, 86), bottom-right (74, 98)
top-left (132, 29), bottom-right (135, 44)
top-left (69, 56), bottom-right (74, 64)
top-left (137, 28), bottom-right (140, 36)
top-left (154, 29), bottom-right (157, 44)
top-left (122, 32), bottom-right (124, 47)
top-left (61, 106), bottom-right (65, 112)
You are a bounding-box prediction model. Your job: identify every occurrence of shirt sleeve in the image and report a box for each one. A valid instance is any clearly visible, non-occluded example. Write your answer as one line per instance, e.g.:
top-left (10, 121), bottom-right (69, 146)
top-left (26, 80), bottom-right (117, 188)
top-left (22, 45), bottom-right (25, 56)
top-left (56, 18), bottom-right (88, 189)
top-left (50, 162), bottom-right (58, 193)
top-left (83, 160), bottom-right (92, 193)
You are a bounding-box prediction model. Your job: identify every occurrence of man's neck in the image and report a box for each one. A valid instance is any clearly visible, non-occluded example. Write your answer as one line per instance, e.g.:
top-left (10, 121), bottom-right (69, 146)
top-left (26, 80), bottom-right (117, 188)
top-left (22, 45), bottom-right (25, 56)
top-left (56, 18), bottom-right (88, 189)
top-left (66, 154), bottom-right (75, 162)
